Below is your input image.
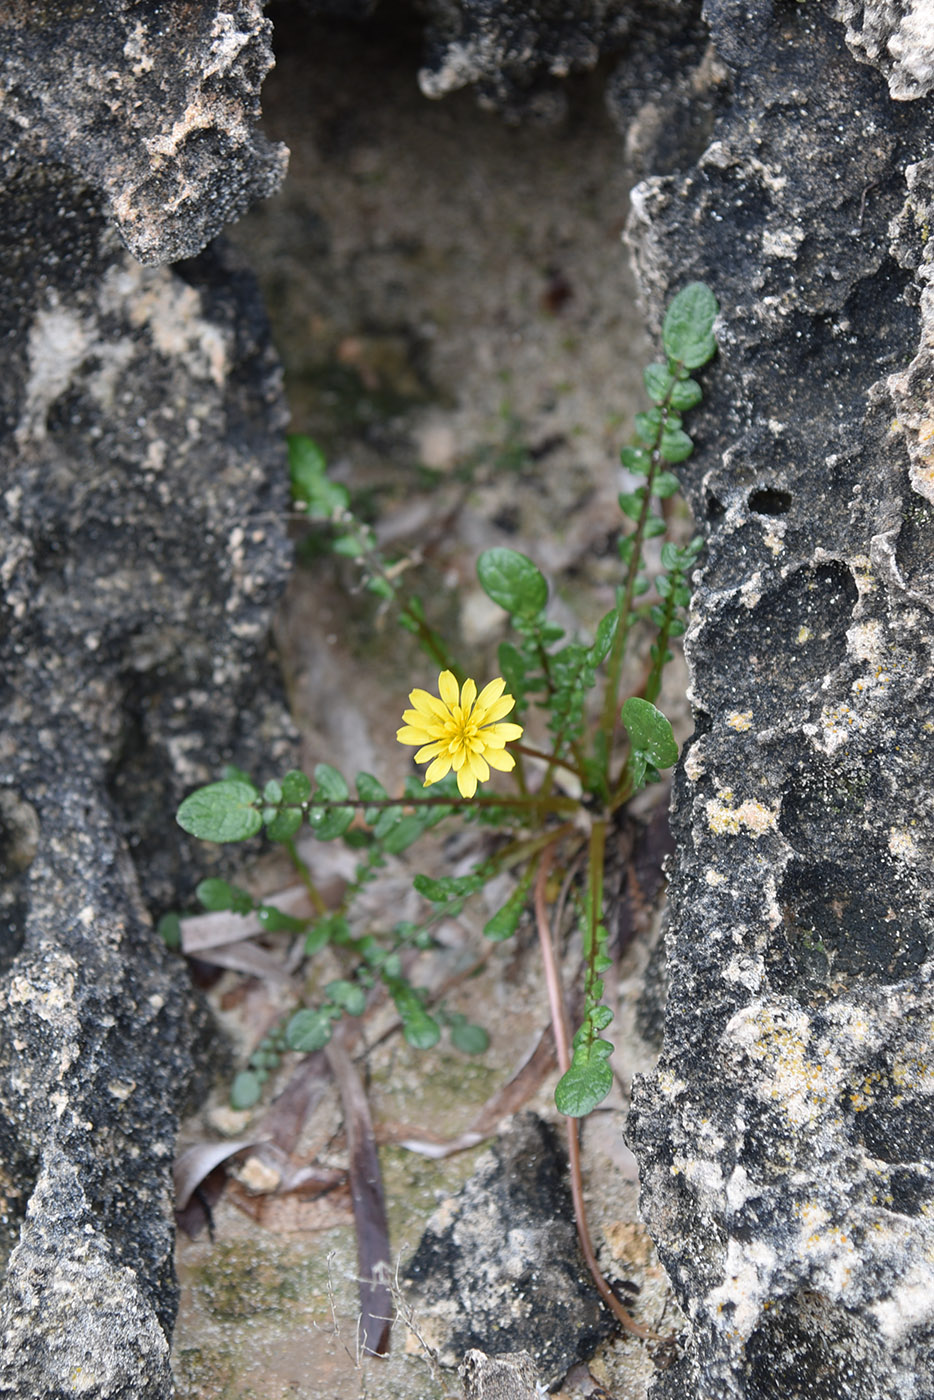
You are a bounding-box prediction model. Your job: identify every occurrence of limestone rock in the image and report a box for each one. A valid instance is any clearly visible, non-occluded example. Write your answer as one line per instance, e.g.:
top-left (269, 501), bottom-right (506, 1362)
top-left (0, 2), bottom-right (288, 266)
top-left (832, 0), bottom-right (934, 100)
top-left (624, 2), bottom-right (934, 1396)
top-left (404, 1114), bottom-right (613, 1384)
top-left (417, 0), bottom-right (632, 120)
top-left (0, 10), bottom-right (293, 1393)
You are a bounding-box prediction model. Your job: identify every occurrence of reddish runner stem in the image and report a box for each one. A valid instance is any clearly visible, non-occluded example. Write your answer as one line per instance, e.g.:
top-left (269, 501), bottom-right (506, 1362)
top-left (533, 845), bottom-right (663, 1343)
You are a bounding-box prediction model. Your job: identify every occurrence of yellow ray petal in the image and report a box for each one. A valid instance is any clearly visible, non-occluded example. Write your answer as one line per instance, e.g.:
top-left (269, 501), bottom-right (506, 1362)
top-left (424, 755), bottom-right (453, 785)
top-left (475, 677), bottom-right (506, 711)
top-left (456, 766), bottom-right (478, 798)
top-left (438, 671), bottom-right (459, 708)
top-left (414, 741), bottom-right (446, 762)
top-left (485, 748), bottom-right (516, 772)
top-left (476, 694), bottom-right (516, 726)
top-left (397, 724), bottom-right (435, 745)
top-left (459, 677), bottom-right (477, 712)
top-left (465, 750), bottom-right (490, 783)
top-left (485, 721), bottom-right (523, 742)
top-left (408, 689), bottom-right (450, 721)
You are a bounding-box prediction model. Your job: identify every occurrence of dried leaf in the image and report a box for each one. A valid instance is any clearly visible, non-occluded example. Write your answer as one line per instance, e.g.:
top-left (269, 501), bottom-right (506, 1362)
top-left (326, 1035), bottom-right (393, 1356)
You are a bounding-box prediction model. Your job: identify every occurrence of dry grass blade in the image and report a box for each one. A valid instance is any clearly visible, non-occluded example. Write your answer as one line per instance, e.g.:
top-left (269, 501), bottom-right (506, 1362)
top-left (326, 1032), bottom-right (393, 1357)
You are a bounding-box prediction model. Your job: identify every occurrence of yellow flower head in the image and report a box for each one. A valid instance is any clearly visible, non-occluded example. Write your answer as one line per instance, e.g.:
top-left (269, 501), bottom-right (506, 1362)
top-left (397, 670), bottom-right (524, 799)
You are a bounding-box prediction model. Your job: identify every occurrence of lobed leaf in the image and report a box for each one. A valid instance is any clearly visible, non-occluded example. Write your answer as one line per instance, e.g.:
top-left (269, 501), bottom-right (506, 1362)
top-left (621, 697), bottom-right (679, 770)
top-left (477, 547), bottom-right (548, 619)
top-left (554, 1037), bottom-right (614, 1117)
top-left (177, 780), bottom-right (263, 843)
top-left (662, 282), bottom-right (719, 369)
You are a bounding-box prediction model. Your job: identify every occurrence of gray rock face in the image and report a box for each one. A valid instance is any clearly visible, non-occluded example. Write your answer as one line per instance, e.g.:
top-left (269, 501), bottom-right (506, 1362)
top-left (0, 2), bottom-right (287, 266)
top-left (625, 2), bottom-right (934, 1396)
top-left (418, 0), bottom-right (633, 119)
top-left (404, 1114), bottom-right (613, 1384)
top-left (0, 8), bottom-right (292, 1397)
top-left (832, 0), bottom-right (934, 100)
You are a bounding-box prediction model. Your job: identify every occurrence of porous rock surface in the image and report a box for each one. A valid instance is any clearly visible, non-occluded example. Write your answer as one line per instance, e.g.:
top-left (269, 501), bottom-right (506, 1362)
top-left (404, 1113), bottom-right (613, 1384)
top-left (0, 6), bottom-right (291, 1397)
top-left (417, 0), bottom-right (633, 119)
top-left (625, 2), bottom-right (934, 1396)
top-left (832, 0), bottom-right (934, 101)
top-left (0, 1), bottom-right (287, 267)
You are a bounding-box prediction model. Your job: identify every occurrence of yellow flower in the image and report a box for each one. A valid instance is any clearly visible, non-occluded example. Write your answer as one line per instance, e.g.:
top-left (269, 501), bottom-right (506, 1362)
top-left (397, 670), bottom-right (524, 799)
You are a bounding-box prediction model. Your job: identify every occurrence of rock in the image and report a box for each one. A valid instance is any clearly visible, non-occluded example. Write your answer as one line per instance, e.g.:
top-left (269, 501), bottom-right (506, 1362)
top-left (832, 0), bottom-right (934, 101)
top-left (460, 1348), bottom-right (543, 1400)
top-left (0, 2), bottom-right (287, 266)
top-left (404, 1114), bottom-right (613, 1384)
top-left (624, 3), bottom-right (934, 1396)
top-left (417, 0), bottom-right (632, 121)
top-left (0, 8), bottom-right (292, 1395)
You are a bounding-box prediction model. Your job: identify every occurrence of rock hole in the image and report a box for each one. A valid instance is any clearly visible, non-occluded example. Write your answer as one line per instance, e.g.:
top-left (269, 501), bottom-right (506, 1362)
top-left (748, 486), bottom-right (791, 515)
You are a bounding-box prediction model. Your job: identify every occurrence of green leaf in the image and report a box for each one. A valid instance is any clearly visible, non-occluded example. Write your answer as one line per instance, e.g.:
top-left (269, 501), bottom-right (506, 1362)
top-left (662, 282), bottom-right (719, 369)
top-left (477, 548), bottom-right (548, 620)
top-left (256, 904), bottom-right (307, 933)
top-left (589, 609), bottom-right (618, 666)
top-left (221, 763), bottom-right (253, 785)
top-left (356, 772), bottom-right (388, 804)
top-left (379, 814), bottom-right (426, 854)
top-left (332, 532), bottom-right (366, 558)
top-left (620, 445), bottom-right (651, 474)
top-left (281, 770), bottom-right (312, 804)
top-left (484, 884), bottom-right (527, 941)
top-left (372, 805), bottom-right (405, 839)
top-left (388, 983), bottom-right (441, 1049)
top-left (196, 878), bottom-right (248, 913)
top-left (669, 377), bottom-right (703, 410)
top-left (617, 490), bottom-right (645, 521)
top-left (264, 807), bottom-right (303, 842)
top-left (643, 363), bottom-right (674, 404)
top-left (177, 780), bottom-right (263, 843)
top-left (285, 1008), bottom-right (335, 1053)
top-left (634, 409), bottom-right (662, 445)
top-left (450, 1020), bottom-right (490, 1054)
top-left (660, 427), bottom-right (694, 463)
top-left (325, 980), bottom-right (366, 1016)
top-left (497, 640), bottom-right (527, 701)
top-left (230, 1070), bottom-right (263, 1111)
top-left (288, 435), bottom-right (350, 517)
top-left (621, 697), bottom-right (679, 770)
top-left (305, 916), bottom-right (345, 955)
top-left (554, 1037), bottom-right (614, 1117)
top-left (157, 913), bottom-right (181, 950)
top-left (306, 763), bottom-right (354, 841)
top-left (367, 576), bottom-right (394, 601)
top-left (413, 872), bottom-right (484, 903)
top-left (643, 516), bottom-right (667, 539)
top-left (314, 764), bottom-right (349, 802)
top-left (653, 471), bottom-right (681, 499)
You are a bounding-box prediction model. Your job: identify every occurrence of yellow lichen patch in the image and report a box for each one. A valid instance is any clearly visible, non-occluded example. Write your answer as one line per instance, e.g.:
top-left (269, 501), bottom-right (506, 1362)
top-left (891, 1049), bottom-right (934, 1094)
top-left (705, 868), bottom-right (727, 886)
top-left (764, 530), bottom-right (784, 555)
top-left (796, 625), bottom-right (813, 644)
top-left (726, 1005), bottom-right (843, 1128)
top-left (706, 798), bottom-right (777, 837)
top-left (848, 1070), bottom-right (882, 1112)
top-left (727, 711), bottom-right (753, 732)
